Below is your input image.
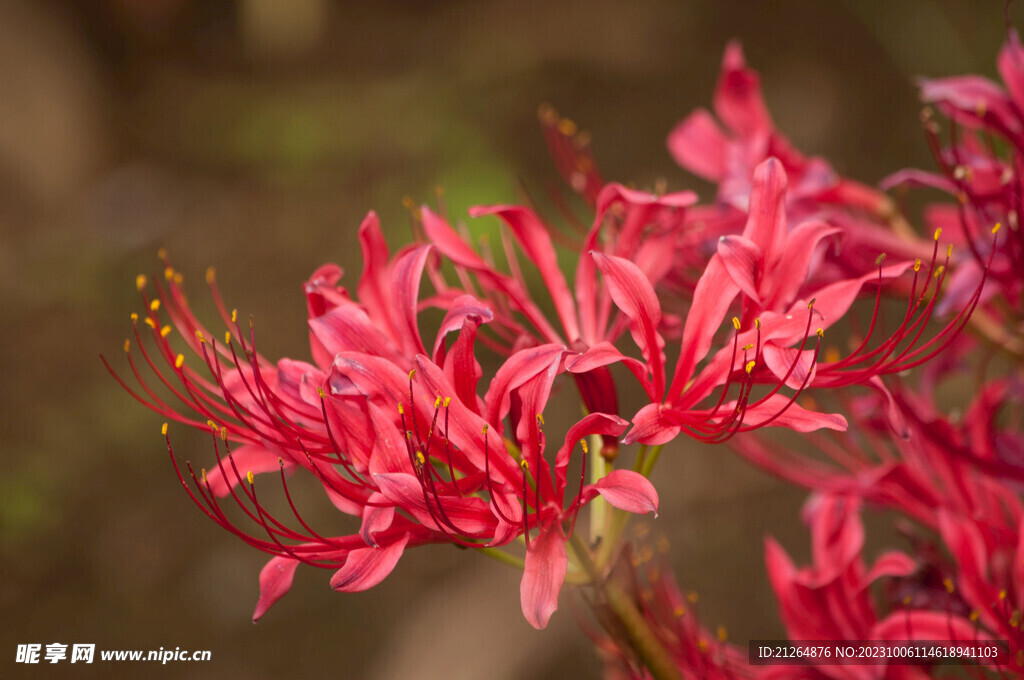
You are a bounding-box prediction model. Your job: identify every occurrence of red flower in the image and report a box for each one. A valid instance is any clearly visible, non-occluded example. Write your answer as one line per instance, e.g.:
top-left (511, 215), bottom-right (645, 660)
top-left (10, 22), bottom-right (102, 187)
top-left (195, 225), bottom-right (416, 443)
top-left (105, 213), bottom-right (658, 628)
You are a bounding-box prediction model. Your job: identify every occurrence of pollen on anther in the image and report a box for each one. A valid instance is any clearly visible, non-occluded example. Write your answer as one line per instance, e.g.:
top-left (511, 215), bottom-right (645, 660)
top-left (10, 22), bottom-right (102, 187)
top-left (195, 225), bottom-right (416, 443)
top-left (416, 451), bottom-right (425, 466)
top-left (135, 274), bottom-right (148, 291)
top-left (124, 339), bottom-right (130, 353)
top-left (816, 328), bottom-right (824, 338)
top-left (224, 331), bottom-right (231, 344)
top-left (745, 361), bottom-right (756, 374)
top-left (149, 299), bottom-right (160, 312)
top-left (520, 459), bottom-right (529, 471)
top-left (754, 318), bottom-right (761, 329)
top-left (220, 427), bottom-right (227, 441)
top-left (434, 396), bottom-right (442, 408)
top-left (161, 422), bottom-right (168, 435)
top-left (686, 590), bottom-right (699, 604)
top-left (946, 244), bottom-right (953, 258)
top-left (157, 247), bottom-right (167, 260)
top-left (933, 227), bottom-right (942, 241)
top-left (206, 266), bottom-right (216, 284)
top-left (731, 316), bottom-right (741, 330)
top-left (398, 403), bottom-right (404, 415)
top-left (317, 387), bottom-right (325, 399)
top-left (943, 577), bottom-right (955, 593)
top-left (443, 397), bottom-right (451, 407)
top-left (160, 325), bottom-right (172, 338)
top-left (742, 343), bottom-right (753, 351)
top-left (993, 222), bottom-right (1003, 234)
top-left (808, 298), bottom-right (816, 309)
top-left (144, 318), bottom-right (157, 329)
top-left (934, 265), bottom-right (945, 278)
top-left (130, 312), bottom-right (138, 322)
top-left (875, 253), bottom-right (886, 265)
top-left (175, 354), bottom-right (185, 369)
top-left (164, 266), bottom-right (174, 281)
top-left (246, 470), bottom-right (254, 485)
top-left (201, 468), bottom-right (207, 484)
top-left (481, 424), bottom-right (489, 434)
top-left (230, 309), bottom-right (238, 323)
top-left (195, 330), bottom-right (205, 343)
top-left (537, 414), bottom-right (544, 426)
top-left (914, 259), bottom-right (922, 272)
top-left (580, 439), bottom-right (588, 454)
top-left (409, 369), bottom-right (417, 379)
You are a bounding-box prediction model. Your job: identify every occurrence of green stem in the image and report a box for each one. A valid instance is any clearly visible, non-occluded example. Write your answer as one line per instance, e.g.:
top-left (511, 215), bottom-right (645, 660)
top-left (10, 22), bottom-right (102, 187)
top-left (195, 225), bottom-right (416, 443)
top-left (639, 444), bottom-right (663, 478)
top-left (589, 433), bottom-right (610, 544)
top-left (476, 547), bottom-right (525, 570)
top-left (567, 533), bottom-right (683, 680)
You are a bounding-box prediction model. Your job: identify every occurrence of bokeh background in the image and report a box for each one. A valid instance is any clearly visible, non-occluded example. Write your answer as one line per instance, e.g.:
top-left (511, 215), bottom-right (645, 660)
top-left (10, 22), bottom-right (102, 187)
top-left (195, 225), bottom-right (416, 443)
top-left (0, 1), bottom-right (1015, 678)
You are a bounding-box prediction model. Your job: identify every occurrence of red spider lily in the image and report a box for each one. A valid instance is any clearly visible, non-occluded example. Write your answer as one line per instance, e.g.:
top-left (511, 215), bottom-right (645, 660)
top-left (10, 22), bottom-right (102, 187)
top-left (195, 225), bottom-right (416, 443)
top-left (618, 156), bottom-right (988, 446)
top-left (882, 28), bottom-right (1024, 338)
top-left (104, 214), bottom-right (658, 629)
top-left (765, 494), bottom-right (986, 680)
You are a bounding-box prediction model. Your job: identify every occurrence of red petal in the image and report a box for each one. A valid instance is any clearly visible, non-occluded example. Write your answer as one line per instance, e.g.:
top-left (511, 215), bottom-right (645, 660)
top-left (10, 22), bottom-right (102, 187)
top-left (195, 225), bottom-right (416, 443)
top-left (742, 158), bottom-right (788, 271)
top-left (713, 41), bottom-right (773, 138)
top-left (252, 556), bottom-right (300, 622)
top-left (390, 245), bottom-right (432, 357)
top-left (667, 108), bottom-right (729, 181)
top-left (520, 522), bottom-right (568, 629)
top-left (716, 235), bottom-right (763, 304)
top-left (582, 470), bottom-right (659, 516)
top-left (553, 412), bottom-right (629, 501)
top-left (330, 533), bottom-right (410, 592)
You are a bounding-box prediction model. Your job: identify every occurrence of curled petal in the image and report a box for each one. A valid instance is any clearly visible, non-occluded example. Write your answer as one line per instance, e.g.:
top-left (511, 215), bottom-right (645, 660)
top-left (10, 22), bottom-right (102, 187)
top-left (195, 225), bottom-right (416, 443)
top-left (582, 470), bottom-right (659, 516)
top-left (716, 235), bottom-right (763, 304)
top-left (360, 492), bottom-right (395, 547)
top-left (521, 522), bottom-right (567, 629)
top-left (253, 556), bottom-right (300, 622)
top-left (330, 533), bottom-right (410, 592)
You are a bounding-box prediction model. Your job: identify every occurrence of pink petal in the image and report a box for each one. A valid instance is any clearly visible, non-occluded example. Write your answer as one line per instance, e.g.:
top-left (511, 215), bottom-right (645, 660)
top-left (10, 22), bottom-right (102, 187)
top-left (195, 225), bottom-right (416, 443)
top-left (483, 344), bottom-right (566, 434)
top-left (390, 245), bottom-right (432, 357)
top-left (253, 556), bottom-right (300, 622)
top-left (767, 219), bottom-right (842, 309)
top-left (355, 211), bottom-right (395, 337)
top-left (431, 294), bottom-right (493, 362)
top-left (373, 472), bottom-right (497, 536)
top-left (999, 29), bottom-right (1024, 118)
top-left (862, 551), bottom-right (916, 587)
top-left (742, 395), bottom-right (848, 433)
top-left (592, 252), bottom-right (666, 398)
top-left (565, 341), bottom-right (655, 400)
top-left (762, 344), bottom-right (818, 390)
top-left (330, 533), bottom-right (410, 592)
top-left (309, 300), bottom-right (403, 367)
top-left (622, 402), bottom-right (680, 446)
top-left (716, 234), bottom-right (763, 304)
top-left (667, 108), bottom-right (729, 181)
top-left (714, 41), bottom-right (773, 138)
top-left (582, 469), bottom-right (659, 516)
top-left (521, 522), bottom-right (568, 629)
top-left (470, 204), bottom-right (580, 343)
top-left (360, 493), bottom-right (395, 547)
top-left (742, 158), bottom-right (789, 271)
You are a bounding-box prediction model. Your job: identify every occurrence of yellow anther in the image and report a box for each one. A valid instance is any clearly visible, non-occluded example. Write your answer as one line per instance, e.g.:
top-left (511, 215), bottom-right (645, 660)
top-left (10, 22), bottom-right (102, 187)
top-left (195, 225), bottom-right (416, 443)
top-left (144, 317), bottom-right (156, 329)
top-left (443, 397), bottom-right (451, 407)
top-left (174, 354), bottom-right (185, 369)
top-left (557, 117), bottom-right (578, 136)
top-left (1000, 590), bottom-right (1008, 600)
top-left (580, 439), bottom-right (588, 454)
top-left (993, 222), bottom-right (1003, 234)
top-left (278, 457), bottom-right (284, 467)
top-left (969, 610), bottom-right (980, 623)
top-left (246, 470), bottom-right (254, 485)
top-left (731, 316), bottom-right (740, 330)
top-left (902, 595), bottom-right (912, 606)
top-left (745, 360), bottom-right (756, 374)
top-left (687, 591), bottom-right (699, 604)
top-left (230, 309), bottom-right (238, 323)
top-left (742, 343), bottom-right (754, 351)
top-left (481, 424), bottom-right (489, 434)
top-left (754, 318), bottom-right (761, 329)
top-left (934, 227), bottom-right (942, 241)
top-left (161, 422), bottom-right (168, 435)
top-left (149, 299), bottom-right (161, 312)
top-left (136, 274), bottom-right (147, 291)
top-left (717, 626), bottom-right (727, 643)
top-left (317, 386), bottom-right (325, 399)
top-left (173, 272), bottom-right (183, 284)
top-left (130, 312), bottom-right (138, 322)
top-left (220, 427), bottom-right (227, 441)
top-left (434, 396), bottom-right (442, 408)
top-left (157, 247), bottom-right (167, 260)
top-left (673, 605), bottom-right (686, 617)
top-left (946, 244), bottom-right (953, 258)
top-left (808, 298), bottom-right (816, 309)
top-left (164, 266), bottom-right (174, 281)
top-left (914, 259), bottom-right (922, 272)
top-left (698, 640), bottom-right (709, 653)
top-left (409, 369), bottom-right (417, 379)
top-left (195, 330), bottom-right (205, 343)
top-left (934, 265), bottom-right (945, 278)
top-left (816, 328), bottom-right (824, 338)
top-left (943, 577), bottom-right (955, 593)
top-left (537, 413), bottom-right (544, 425)
top-left (520, 459), bottom-right (530, 471)
top-left (416, 451), bottom-right (425, 466)
top-left (160, 325), bottom-right (172, 338)
top-left (206, 266), bottom-right (216, 284)
top-left (398, 403), bottom-right (404, 415)
top-left (201, 468), bottom-right (207, 484)
top-left (206, 419), bottom-right (216, 429)
top-left (224, 331), bottom-right (231, 344)
top-left (124, 339), bottom-right (130, 353)
top-left (875, 253), bottom-right (886, 265)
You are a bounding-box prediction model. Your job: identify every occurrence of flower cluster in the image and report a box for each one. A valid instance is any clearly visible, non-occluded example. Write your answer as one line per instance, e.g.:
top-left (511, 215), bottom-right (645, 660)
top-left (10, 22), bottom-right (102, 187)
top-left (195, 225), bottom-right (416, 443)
top-left (106, 19), bottom-right (1022, 680)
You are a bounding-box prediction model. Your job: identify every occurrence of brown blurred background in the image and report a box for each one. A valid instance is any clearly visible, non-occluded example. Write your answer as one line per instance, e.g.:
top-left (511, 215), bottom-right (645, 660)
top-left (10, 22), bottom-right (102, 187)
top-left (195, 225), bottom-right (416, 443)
top-left (0, 1), bottom-right (1013, 678)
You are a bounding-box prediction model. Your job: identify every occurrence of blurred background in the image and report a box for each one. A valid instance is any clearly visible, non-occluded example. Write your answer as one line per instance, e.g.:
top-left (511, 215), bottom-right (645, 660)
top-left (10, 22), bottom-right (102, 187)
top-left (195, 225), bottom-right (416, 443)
top-left (0, 0), bottom-right (1015, 678)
